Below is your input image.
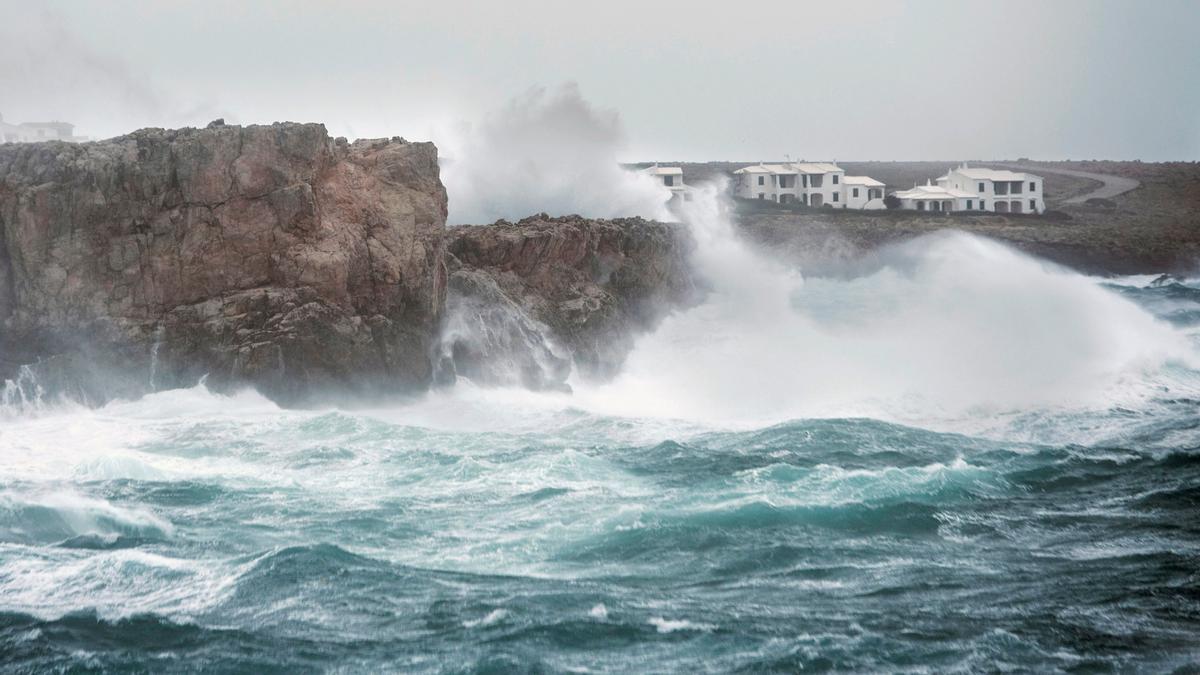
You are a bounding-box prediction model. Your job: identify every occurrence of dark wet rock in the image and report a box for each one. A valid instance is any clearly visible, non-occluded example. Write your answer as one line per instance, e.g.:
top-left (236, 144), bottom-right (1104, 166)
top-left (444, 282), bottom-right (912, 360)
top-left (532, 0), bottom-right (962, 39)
top-left (441, 215), bottom-right (699, 387)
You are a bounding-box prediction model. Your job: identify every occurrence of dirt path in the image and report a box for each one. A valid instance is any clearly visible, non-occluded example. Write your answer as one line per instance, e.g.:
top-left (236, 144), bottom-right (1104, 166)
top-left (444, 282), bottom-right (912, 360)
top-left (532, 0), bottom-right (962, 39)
top-left (992, 163), bottom-right (1141, 204)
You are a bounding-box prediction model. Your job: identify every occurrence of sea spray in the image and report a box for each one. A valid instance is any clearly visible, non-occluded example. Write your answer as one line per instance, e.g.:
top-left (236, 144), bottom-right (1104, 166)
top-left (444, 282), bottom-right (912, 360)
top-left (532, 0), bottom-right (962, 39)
top-left (1, 364), bottom-right (47, 416)
top-left (148, 324), bottom-right (165, 391)
top-left (574, 183), bottom-right (1199, 427)
top-left (439, 84), bottom-right (673, 225)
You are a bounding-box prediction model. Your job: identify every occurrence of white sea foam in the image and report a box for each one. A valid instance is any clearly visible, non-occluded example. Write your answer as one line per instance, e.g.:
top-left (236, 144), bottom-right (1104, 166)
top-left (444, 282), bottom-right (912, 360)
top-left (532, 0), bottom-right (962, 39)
top-left (0, 546), bottom-right (242, 622)
top-left (463, 608), bottom-right (508, 628)
top-left (648, 617), bottom-right (716, 633)
top-left (0, 488), bottom-right (174, 539)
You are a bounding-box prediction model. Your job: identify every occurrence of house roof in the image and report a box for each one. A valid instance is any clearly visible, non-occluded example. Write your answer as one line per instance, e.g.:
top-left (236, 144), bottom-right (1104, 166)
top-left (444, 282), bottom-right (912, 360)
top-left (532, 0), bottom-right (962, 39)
top-left (734, 162), bottom-right (841, 175)
top-left (734, 163), bottom-right (794, 174)
top-left (843, 175), bottom-right (884, 187)
top-left (792, 162), bottom-right (842, 174)
top-left (642, 165), bottom-right (683, 176)
top-left (948, 167), bottom-right (1037, 182)
top-left (893, 184), bottom-right (975, 199)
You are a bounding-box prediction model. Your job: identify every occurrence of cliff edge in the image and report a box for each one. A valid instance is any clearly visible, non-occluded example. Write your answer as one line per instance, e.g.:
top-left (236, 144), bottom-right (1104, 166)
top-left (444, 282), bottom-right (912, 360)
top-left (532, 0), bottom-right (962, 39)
top-left (0, 122), bottom-right (447, 405)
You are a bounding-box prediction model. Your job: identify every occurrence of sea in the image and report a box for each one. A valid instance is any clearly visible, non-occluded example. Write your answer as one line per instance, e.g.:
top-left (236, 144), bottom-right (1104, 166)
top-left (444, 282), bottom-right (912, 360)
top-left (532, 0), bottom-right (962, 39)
top-left (2, 188), bottom-right (1199, 672)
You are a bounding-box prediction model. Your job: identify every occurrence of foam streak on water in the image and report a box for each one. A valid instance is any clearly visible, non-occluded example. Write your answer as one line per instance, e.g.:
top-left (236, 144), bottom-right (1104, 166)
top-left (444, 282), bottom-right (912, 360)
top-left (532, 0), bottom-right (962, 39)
top-left (2, 189), bottom-right (1200, 670)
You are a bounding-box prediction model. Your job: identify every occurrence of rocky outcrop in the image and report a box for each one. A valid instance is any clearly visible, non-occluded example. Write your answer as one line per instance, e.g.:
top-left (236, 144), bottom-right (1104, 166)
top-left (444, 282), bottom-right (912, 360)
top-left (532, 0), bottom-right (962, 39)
top-left (440, 215), bottom-right (698, 390)
top-left (0, 122), bottom-right (447, 405)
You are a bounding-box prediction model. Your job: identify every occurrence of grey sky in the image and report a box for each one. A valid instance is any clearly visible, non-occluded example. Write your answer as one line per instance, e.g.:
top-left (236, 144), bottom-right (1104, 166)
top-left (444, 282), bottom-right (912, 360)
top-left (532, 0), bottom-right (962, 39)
top-left (2, 0), bottom-right (1197, 160)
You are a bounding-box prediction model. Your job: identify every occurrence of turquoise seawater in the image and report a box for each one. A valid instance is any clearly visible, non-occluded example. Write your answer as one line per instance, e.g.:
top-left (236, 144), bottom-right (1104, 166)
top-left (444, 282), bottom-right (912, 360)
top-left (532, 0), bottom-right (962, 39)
top-left (2, 276), bottom-right (1199, 672)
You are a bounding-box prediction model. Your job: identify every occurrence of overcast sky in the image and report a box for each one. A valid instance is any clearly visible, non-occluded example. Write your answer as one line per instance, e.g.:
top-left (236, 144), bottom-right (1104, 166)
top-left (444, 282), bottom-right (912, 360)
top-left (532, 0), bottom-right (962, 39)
top-left (2, 0), bottom-right (1197, 160)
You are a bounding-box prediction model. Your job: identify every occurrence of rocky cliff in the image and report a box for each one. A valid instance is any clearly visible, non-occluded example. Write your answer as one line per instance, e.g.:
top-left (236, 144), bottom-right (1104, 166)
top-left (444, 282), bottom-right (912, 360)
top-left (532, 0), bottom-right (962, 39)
top-left (440, 215), bottom-right (698, 391)
top-left (0, 121), bottom-right (447, 405)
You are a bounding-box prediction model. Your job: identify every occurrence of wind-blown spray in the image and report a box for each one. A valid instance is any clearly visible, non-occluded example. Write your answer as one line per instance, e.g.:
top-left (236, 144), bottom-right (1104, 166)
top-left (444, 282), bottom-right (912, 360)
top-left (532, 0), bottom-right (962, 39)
top-left (439, 84), bottom-right (672, 225)
top-left (576, 181), bottom-right (1198, 427)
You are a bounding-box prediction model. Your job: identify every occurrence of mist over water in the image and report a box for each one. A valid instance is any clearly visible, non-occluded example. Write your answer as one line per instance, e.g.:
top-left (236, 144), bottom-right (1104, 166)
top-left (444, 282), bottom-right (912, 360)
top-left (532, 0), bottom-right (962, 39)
top-left (4, 95), bottom-right (1200, 671)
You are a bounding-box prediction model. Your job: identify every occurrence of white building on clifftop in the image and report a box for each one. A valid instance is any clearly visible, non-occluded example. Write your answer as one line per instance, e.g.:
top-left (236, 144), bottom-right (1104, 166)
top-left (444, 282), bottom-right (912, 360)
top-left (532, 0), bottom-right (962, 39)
top-left (0, 114), bottom-right (86, 144)
top-left (733, 162), bottom-right (884, 209)
top-left (641, 164), bottom-right (692, 203)
top-left (921, 164), bottom-right (1045, 214)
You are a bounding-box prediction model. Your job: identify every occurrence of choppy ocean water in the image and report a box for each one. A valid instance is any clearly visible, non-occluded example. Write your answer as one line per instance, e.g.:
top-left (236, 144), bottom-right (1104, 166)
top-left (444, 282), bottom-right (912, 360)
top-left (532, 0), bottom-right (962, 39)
top-left (3, 242), bottom-right (1200, 671)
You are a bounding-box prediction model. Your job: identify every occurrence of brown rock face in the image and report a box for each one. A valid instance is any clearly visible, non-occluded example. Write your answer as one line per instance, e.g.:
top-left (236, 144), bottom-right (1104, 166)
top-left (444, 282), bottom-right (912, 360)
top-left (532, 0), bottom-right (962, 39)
top-left (0, 122), bottom-right (447, 405)
top-left (441, 214), bottom-right (698, 390)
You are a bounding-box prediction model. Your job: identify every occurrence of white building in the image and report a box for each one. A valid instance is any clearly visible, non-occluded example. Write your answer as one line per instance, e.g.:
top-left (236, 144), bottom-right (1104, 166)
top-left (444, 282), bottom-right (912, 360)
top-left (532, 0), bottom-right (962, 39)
top-left (892, 181), bottom-right (977, 212)
top-left (641, 164), bottom-right (692, 203)
top-left (933, 164), bottom-right (1045, 214)
top-left (0, 114), bottom-right (85, 144)
top-left (733, 162), bottom-right (884, 209)
top-left (843, 176), bottom-right (886, 210)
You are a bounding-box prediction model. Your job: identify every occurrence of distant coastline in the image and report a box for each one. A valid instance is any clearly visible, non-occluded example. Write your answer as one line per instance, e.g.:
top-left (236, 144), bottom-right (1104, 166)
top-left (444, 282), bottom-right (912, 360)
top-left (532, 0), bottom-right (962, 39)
top-left (633, 160), bottom-right (1200, 276)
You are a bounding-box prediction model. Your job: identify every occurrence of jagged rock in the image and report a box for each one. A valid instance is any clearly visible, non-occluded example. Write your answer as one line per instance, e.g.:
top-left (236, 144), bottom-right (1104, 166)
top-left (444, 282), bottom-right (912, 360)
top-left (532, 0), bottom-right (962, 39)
top-left (443, 215), bottom-right (699, 387)
top-left (0, 122), bottom-right (447, 405)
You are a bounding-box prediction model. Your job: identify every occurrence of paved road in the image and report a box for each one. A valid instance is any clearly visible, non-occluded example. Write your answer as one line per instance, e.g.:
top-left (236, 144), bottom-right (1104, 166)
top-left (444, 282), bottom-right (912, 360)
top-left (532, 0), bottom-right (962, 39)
top-left (992, 163), bottom-right (1140, 204)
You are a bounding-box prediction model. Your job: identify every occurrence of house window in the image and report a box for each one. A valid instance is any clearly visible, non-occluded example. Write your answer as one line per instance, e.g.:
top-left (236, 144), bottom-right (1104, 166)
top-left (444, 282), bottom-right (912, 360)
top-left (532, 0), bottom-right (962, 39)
top-left (802, 175), bottom-right (808, 188)
top-left (967, 200), bottom-right (973, 210)
top-left (832, 175), bottom-right (839, 185)
top-left (980, 200), bottom-right (986, 209)
top-left (664, 176), bottom-right (674, 187)
top-left (978, 182), bottom-right (985, 192)
top-left (758, 176), bottom-right (764, 186)
top-left (1030, 199), bottom-right (1036, 211)
top-left (802, 195), bottom-right (808, 204)
top-left (833, 193), bottom-right (839, 202)
top-left (852, 188), bottom-right (859, 198)
top-left (1029, 181), bottom-right (1036, 192)
top-left (917, 201), bottom-right (925, 210)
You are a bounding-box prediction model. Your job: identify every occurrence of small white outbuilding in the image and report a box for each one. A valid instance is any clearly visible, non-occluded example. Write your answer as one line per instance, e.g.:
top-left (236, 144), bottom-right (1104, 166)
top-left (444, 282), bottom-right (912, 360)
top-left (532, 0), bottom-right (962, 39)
top-left (641, 164), bottom-right (692, 203)
top-left (842, 176), bottom-right (886, 210)
top-left (892, 181), bottom-right (978, 212)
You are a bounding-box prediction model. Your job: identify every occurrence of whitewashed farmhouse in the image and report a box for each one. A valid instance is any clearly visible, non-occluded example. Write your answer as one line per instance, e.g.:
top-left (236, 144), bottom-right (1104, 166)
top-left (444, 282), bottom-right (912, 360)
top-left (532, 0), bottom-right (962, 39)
top-left (733, 162), bottom-right (884, 209)
top-left (0, 114), bottom-right (85, 144)
top-left (894, 164), bottom-right (1045, 214)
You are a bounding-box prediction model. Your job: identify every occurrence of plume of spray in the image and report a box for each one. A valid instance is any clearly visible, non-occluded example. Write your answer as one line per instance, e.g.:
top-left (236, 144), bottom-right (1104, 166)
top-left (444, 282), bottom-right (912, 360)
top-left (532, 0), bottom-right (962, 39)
top-left (439, 84), bottom-right (672, 225)
top-left (573, 182), bottom-right (1200, 428)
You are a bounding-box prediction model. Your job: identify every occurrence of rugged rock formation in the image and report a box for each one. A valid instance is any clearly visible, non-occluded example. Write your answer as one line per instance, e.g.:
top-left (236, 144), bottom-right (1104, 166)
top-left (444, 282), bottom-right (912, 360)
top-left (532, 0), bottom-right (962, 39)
top-left (440, 215), bottom-right (699, 390)
top-left (0, 122), bottom-right (447, 405)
